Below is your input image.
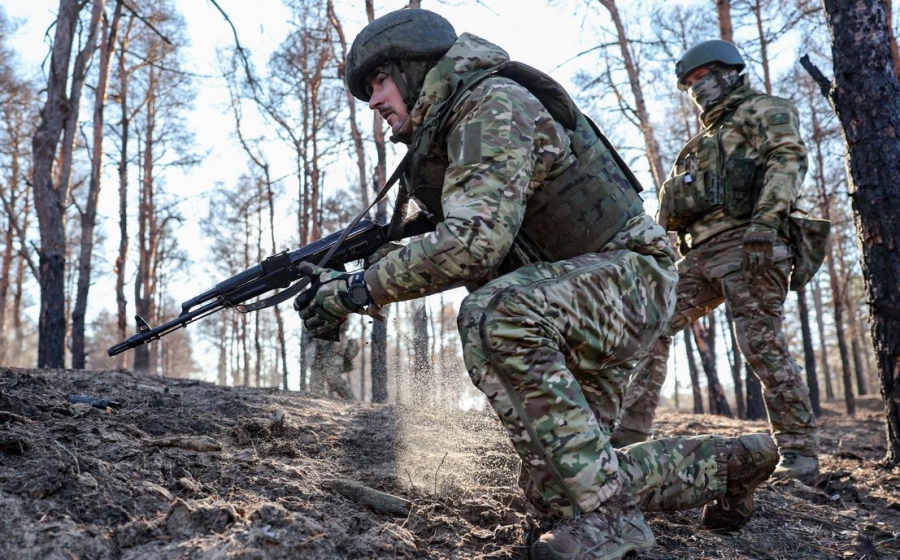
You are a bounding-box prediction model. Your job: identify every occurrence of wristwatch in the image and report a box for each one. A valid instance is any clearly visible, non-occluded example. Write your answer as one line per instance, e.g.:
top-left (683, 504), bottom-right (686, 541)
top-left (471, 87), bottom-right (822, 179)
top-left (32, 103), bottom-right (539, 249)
top-left (346, 271), bottom-right (371, 309)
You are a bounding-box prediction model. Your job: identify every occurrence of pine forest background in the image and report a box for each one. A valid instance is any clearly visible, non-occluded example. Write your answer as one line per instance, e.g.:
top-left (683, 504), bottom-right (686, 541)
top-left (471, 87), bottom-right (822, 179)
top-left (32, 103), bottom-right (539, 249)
top-left (1, 0), bottom-right (899, 455)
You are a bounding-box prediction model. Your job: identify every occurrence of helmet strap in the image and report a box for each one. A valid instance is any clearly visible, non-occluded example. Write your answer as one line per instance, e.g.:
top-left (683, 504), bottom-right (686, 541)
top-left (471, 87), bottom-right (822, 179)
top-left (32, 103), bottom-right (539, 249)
top-left (397, 60), bottom-right (434, 111)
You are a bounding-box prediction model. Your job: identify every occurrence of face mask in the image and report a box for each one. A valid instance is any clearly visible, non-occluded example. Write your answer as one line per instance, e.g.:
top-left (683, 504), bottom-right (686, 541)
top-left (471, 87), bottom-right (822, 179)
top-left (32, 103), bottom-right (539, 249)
top-left (687, 67), bottom-right (743, 112)
top-left (688, 72), bottom-right (725, 112)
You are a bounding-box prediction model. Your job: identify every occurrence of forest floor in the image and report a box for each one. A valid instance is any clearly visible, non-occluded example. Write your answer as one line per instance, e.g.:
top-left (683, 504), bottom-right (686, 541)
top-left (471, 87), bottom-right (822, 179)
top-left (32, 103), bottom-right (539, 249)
top-left (1, 366), bottom-right (898, 560)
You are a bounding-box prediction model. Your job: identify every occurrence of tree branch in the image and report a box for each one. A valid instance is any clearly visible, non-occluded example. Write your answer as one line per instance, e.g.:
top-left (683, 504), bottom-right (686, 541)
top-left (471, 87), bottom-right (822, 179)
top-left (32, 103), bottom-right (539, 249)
top-left (799, 54), bottom-right (833, 102)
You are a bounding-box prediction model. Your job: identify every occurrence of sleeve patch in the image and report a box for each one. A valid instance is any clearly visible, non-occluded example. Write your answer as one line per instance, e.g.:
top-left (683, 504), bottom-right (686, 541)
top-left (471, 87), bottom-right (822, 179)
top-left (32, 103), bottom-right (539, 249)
top-left (461, 121), bottom-right (483, 165)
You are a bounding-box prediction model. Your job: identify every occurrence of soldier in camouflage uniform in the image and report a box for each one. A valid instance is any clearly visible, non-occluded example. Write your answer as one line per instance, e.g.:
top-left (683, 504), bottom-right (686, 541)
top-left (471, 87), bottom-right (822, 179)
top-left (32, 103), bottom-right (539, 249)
top-left (305, 323), bottom-right (358, 400)
top-left (293, 10), bottom-right (779, 559)
top-left (611, 40), bottom-right (819, 484)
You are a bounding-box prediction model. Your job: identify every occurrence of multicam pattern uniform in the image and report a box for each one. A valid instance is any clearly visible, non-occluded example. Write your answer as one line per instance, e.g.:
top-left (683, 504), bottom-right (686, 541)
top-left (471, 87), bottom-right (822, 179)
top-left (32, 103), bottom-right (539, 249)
top-left (618, 77), bottom-right (818, 456)
top-left (361, 32), bottom-right (746, 518)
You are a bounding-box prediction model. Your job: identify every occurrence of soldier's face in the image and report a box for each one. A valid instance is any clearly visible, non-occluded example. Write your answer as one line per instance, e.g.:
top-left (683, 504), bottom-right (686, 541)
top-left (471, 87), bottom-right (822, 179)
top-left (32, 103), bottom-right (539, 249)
top-left (368, 72), bottom-right (409, 136)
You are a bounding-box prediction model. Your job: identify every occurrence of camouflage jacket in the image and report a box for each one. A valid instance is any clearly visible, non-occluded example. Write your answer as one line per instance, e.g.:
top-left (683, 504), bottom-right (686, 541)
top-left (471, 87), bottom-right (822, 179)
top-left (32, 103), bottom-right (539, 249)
top-left (657, 76), bottom-right (808, 250)
top-left (364, 33), bottom-right (671, 305)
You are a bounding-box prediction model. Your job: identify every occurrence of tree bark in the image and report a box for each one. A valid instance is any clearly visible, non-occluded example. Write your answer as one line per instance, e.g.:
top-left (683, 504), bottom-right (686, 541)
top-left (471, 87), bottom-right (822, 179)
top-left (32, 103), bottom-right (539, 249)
top-left (692, 315), bottom-right (732, 417)
top-left (366, 0), bottom-right (389, 403)
top-left (745, 363), bottom-right (765, 419)
top-left (716, 0), bottom-right (734, 42)
top-left (32, 0), bottom-right (84, 368)
top-left (825, 228), bottom-right (855, 415)
top-left (796, 288), bottom-right (821, 416)
top-left (683, 329), bottom-right (704, 414)
top-left (724, 306), bottom-right (745, 418)
top-left (818, 0), bottom-right (900, 463)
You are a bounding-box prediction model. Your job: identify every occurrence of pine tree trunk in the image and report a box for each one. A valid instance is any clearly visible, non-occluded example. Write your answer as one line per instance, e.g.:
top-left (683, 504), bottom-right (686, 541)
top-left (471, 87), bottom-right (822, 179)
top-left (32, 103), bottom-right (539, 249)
top-left (796, 289), bottom-right (821, 416)
top-left (683, 329), bottom-right (703, 414)
top-left (725, 307), bottom-right (745, 418)
top-left (811, 278), bottom-right (835, 400)
top-left (819, 0), bottom-right (900, 463)
top-left (32, 0), bottom-right (82, 368)
top-left (692, 317), bottom-right (732, 418)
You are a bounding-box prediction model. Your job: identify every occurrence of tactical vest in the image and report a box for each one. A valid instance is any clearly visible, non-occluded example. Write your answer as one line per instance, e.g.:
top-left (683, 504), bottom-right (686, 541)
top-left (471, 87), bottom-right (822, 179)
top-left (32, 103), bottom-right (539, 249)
top-left (398, 61), bottom-right (646, 267)
top-left (659, 97), bottom-right (764, 231)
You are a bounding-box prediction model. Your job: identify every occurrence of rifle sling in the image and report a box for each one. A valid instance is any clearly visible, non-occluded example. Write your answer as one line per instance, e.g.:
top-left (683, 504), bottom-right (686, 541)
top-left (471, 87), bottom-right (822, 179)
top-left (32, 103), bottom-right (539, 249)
top-left (237, 150), bottom-right (412, 314)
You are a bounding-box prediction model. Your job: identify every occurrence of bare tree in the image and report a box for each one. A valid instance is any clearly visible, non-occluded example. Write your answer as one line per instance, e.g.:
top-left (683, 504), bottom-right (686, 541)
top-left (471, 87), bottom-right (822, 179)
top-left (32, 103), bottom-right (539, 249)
top-left (594, 0), bottom-right (666, 188)
top-left (723, 306), bottom-right (746, 418)
top-left (0, 16), bottom-right (39, 366)
top-left (716, 0), bottom-right (734, 42)
top-left (31, 0), bottom-right (104, 367)
top-left (71, 0), bottom-right (124, 369)
top-left (365, 0), bottom-right (390, 403)
top-left (802, 0), bottom-right (900, 464)
top-left (113, 1), bottom-right (197, 374)
top-left (683, 329), bottom-right (703, 413)
top-left (691, 316), bottom-right (732, 417)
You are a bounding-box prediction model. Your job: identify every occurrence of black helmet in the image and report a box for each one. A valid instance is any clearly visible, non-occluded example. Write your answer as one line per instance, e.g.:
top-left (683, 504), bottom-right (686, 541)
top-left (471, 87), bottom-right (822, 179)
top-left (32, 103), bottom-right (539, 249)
top-left (675, 39), bottom-right (745, 86)
top-left (345, 8), bottom-right (457, 102)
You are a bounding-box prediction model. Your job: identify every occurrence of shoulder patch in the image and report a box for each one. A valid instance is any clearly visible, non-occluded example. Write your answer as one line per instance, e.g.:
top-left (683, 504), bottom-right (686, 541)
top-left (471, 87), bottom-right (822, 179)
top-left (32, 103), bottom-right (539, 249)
top-left (766, 112), bottom-right (790, 126)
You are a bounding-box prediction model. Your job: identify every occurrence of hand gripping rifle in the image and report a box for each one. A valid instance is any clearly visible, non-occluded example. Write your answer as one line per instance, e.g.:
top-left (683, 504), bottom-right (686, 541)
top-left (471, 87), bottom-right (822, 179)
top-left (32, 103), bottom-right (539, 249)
top-left (107, 216), bottom-right (433, 356)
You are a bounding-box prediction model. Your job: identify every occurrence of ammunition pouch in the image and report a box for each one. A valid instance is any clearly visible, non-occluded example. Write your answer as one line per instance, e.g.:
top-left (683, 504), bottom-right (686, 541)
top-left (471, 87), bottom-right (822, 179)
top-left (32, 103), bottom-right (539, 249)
top-left (723, 157), bottom-right (759, 218)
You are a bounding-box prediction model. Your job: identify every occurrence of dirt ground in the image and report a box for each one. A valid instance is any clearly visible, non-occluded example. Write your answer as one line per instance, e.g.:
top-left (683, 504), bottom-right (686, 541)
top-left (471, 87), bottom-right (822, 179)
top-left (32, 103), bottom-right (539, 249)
top-left (1, 366), bottom-right (898, 560)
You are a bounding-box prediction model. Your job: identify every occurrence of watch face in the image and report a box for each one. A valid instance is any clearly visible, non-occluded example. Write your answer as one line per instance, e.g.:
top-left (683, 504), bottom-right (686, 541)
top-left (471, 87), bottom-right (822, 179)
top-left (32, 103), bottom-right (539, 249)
top-left (350, 285), bottom-right (368, 306)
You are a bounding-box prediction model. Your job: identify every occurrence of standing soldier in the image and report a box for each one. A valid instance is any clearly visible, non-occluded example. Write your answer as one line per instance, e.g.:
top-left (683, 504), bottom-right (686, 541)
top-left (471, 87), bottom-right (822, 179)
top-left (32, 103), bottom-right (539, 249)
top-left (294, 11), bottom-right (779, 558)
top-left (612, 39), bottom-right (819, 484)
top-left (306, 322), bottom-right (359, 400)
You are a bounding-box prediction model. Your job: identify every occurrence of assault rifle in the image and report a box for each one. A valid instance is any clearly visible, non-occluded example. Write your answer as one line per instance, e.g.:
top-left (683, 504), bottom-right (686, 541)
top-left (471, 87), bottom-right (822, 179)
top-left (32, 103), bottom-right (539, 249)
top-left (107, 217), bottom-right (433, 356)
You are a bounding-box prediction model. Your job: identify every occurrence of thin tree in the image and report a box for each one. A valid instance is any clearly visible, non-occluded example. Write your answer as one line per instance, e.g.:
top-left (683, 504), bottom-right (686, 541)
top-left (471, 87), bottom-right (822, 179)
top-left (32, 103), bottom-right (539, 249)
top-left (683, 329), bottom-right (704, 413)
top-left (811, 276), bottom-right (834, 400)
top-left (365, 0), bottom-right (390, 403)
top-left (724, 306), bottom-right (746, 418)
top-left (72, 0), bottom-right (124, 369)
top-left (0, 30), bottom-right (39, 366)
top-left (691, 316), bottom-right (733, 417)
top-left (32, 0), bottom-right (103, 367)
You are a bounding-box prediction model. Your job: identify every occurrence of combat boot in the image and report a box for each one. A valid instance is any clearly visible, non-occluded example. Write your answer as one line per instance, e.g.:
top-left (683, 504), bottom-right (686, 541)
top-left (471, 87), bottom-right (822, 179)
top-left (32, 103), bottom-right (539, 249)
top-left (772, 451), bottom-right (819, 485)
top-left (609, 427), bottom-right (649, 448)
top-left (530, 491), bottom-right (655, 560)
top-left (698, 433), bottom-right (778, 532)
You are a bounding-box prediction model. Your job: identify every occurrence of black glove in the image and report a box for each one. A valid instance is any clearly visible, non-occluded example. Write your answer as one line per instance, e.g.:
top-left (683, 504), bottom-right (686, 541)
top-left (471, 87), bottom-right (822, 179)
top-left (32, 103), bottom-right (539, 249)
top-left (742, 224), bottom-right (777, 277)
top-left (293, 263), bottom-right (371, 337)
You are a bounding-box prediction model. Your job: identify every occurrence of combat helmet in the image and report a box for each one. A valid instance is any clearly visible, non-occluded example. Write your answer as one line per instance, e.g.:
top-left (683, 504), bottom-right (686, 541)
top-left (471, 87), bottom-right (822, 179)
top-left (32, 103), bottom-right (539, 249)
top-left (345, 9), bottom-right (457, 106)
top-left (675, 39), bottom-right (745, 86)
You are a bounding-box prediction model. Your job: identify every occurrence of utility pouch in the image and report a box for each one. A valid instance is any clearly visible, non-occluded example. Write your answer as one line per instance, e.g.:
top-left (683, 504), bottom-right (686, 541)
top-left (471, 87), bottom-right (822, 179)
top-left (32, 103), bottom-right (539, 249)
top-left (724, 157), bottom-right (757, 218)
top-left (787, 213), bottom-right (832, 291)
top-left (669, 170), bottom-right (709, 227)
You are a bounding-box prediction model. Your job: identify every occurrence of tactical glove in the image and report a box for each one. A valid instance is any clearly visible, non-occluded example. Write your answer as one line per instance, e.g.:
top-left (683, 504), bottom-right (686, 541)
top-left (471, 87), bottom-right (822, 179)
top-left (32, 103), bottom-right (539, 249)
top-left (742, 224), bottom-right (777, 277)
top-left (293, 263), bottom-right (371, 337)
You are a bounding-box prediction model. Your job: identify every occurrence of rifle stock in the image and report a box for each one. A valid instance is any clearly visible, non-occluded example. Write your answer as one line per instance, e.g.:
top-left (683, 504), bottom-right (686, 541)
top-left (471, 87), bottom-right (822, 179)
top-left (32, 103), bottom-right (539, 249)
top-left (108, 218), bottom-right (400, 356)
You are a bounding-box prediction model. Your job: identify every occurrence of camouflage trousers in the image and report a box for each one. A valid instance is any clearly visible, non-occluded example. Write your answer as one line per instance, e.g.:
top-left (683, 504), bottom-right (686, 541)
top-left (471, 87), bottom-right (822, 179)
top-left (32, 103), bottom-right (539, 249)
top-left (519, 434), bottom-right (735, 514)
top-left (457, 250), bottom-right (677, 518)
top-left (617, 228), bottom-right (818, 455)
